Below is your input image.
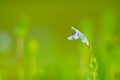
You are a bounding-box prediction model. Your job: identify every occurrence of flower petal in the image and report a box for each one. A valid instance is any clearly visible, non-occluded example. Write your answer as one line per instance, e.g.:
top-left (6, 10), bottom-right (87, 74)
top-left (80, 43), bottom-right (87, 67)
top-left (67, 26), bottom-right (90, 47)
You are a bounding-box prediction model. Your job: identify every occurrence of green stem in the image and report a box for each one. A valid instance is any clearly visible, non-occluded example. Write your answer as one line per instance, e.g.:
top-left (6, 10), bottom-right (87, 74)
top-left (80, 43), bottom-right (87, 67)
top-left (88, 45), bottom-right (98, 80)
top-left (16, 38), bottom-right (25, 80)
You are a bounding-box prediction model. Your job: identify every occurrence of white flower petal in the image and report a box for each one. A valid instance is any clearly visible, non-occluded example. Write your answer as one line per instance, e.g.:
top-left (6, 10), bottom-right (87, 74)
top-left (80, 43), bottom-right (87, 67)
top-left (67, 26), bottom-right (90, 47)
top-left (67, 36), bottom-right (74, 40)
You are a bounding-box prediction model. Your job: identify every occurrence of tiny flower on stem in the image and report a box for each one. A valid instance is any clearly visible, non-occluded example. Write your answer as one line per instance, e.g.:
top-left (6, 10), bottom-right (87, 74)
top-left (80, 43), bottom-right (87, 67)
top-left (67, 26), bottom-right (90, 48)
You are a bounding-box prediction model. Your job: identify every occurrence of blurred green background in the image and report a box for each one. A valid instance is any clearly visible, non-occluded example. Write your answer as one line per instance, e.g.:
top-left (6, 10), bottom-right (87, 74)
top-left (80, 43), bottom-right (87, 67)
top-left (0, 0), bottom-right (120, 80)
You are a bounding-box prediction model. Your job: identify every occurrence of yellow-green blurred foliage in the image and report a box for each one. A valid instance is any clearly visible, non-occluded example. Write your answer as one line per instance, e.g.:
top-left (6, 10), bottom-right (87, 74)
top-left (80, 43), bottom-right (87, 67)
top-left (0, 0), bottom-right (120, 80)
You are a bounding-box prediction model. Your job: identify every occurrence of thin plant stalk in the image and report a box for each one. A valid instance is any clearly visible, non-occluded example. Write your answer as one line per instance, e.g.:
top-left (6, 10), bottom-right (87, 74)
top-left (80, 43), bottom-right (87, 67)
top-left (67, 26), bottom-right (98, 80)
top-left (88, 45), bottom-right (98, 80)
top-left (16, 37), bottom-right (25, 80)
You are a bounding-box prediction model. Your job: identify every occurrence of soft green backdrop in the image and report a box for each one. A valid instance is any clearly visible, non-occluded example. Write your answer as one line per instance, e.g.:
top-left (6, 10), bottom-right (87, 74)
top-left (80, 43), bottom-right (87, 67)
top-left (0, 0), bottom-right (120, 80)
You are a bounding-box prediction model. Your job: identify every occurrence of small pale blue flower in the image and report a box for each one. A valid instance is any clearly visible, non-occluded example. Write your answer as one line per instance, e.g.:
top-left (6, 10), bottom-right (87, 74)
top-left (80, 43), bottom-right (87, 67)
top-left (67, 26), bottom-right (90, 47)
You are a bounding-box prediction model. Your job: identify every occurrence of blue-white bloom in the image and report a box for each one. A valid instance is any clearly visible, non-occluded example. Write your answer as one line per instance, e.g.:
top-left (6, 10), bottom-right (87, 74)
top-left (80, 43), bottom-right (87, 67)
top-left (67, 26), bottom-right (90, 47)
